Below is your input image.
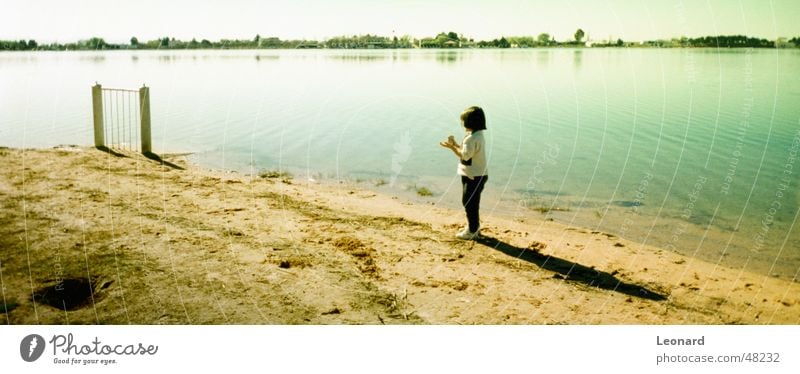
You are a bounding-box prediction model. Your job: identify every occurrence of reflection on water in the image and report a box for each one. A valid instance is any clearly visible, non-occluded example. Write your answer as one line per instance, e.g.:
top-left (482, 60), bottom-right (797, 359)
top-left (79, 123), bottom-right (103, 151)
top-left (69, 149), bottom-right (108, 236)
top-left (436, 50), bottom-right (460, 64)
top-left (79, 54), bottom-right (105, 62)
top-left (254, 55), bottom-right (280, 62)
top-left (323, 50), bottom-right (457, 64)
top-left (328, 53), bottom-right (389, 62)
top-left (536, 50), bottom-right (550, 66)
top-left (573, 49), bottom-right (582, 69)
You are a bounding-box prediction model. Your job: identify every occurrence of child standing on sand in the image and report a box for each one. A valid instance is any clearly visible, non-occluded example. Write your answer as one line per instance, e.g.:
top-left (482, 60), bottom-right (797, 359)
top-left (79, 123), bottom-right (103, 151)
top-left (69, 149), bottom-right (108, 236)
top-left (440, 106), bottom-right (489, 240)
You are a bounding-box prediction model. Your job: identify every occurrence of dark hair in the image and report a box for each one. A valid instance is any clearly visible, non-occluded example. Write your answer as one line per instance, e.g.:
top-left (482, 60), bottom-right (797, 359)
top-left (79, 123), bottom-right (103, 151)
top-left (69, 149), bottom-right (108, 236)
top-left (460, 106), bottom-right (486, 131)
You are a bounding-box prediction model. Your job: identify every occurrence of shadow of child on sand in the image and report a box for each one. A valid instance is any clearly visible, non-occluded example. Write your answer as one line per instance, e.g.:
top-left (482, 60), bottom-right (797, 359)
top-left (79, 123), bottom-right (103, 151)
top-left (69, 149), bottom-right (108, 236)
top-left (475, 236), bottom-right (667, 301)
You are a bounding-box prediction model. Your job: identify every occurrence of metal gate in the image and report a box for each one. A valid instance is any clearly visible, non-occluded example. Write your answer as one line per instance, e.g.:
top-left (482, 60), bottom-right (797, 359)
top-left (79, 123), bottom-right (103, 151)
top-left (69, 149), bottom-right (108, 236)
top-left (91, 83), bottom-right (152, 153)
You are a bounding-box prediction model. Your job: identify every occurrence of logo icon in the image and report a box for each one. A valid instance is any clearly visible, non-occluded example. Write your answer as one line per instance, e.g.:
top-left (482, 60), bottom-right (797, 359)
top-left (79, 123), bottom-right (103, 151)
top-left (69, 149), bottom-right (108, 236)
top-left (20, 334), bottom-right (45, 362)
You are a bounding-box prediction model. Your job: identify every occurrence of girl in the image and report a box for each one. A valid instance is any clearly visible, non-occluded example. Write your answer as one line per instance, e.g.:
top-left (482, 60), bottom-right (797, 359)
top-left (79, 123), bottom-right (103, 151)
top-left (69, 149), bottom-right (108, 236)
top-left (439, 106), bottom-right (488, 240)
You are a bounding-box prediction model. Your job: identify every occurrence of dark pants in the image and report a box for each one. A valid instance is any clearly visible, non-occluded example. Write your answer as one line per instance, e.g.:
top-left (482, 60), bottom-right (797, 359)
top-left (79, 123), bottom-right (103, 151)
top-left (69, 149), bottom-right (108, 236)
top-left (462, 175), bottom-right (488, 232)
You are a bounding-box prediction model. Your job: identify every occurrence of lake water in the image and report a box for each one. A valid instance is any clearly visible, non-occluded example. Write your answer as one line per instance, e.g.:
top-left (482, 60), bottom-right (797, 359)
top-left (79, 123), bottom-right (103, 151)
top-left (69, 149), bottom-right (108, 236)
top-left (1, 48), bottom-right (799, 281)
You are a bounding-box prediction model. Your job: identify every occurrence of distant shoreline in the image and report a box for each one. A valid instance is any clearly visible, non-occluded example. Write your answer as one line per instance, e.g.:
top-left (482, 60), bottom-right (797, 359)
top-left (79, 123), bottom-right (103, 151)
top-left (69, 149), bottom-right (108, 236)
top-left (3, 45), bottom-right (799, 53)
top-left (2, 34), bottom-right (795, 52)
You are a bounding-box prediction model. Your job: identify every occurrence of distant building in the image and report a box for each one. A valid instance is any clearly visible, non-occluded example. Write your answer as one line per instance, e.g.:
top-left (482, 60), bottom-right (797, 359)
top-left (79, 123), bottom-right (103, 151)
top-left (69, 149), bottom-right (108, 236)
top-left (295, 42), bottom-right (319, 49)
top-left (419, 38), bottom-right (438, 48)
top-left (775, 37), bottom-right (791, 48)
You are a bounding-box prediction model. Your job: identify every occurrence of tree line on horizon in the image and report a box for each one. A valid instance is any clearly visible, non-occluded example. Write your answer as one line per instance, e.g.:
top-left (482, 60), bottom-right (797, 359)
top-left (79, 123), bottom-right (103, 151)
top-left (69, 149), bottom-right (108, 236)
top-left (2, 31), bottom-right (798, 51)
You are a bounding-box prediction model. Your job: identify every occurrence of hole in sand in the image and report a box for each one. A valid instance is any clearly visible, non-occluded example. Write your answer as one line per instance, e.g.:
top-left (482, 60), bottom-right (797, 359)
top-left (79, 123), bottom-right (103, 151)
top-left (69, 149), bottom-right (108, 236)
top-left (32, 277), bottom-right (110, 310)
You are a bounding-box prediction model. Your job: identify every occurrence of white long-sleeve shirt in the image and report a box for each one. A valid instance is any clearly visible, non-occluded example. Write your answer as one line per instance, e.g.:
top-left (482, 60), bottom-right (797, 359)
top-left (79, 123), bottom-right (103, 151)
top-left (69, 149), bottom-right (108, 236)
top-left (457, 130), bottom-right (488, 178)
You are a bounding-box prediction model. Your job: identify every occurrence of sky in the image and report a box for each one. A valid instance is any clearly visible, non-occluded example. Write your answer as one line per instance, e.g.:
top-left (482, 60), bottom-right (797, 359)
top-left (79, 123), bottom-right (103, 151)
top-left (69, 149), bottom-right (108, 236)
top-left (2, 0), bottom-right (799, 43)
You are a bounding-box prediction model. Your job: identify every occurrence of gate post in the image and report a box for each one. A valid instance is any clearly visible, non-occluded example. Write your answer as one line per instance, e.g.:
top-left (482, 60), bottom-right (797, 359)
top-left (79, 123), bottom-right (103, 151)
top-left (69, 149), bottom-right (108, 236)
top-left (91, 83), bottom-right (104, 148)
top-left (139, 85), bottom-right (152, 154)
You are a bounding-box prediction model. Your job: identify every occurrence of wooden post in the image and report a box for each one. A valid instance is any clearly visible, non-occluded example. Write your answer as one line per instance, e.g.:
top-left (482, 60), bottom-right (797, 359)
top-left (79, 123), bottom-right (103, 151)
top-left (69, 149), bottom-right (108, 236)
top-left (139, 85), bottom-right (152, 154)
top-left (91, 84), bottom-right (104, 148)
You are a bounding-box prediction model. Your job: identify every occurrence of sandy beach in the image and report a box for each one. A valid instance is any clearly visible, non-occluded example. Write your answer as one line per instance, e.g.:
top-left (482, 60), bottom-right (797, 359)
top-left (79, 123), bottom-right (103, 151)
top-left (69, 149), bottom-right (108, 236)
top-left (0, 146), bottom-right (798, 324)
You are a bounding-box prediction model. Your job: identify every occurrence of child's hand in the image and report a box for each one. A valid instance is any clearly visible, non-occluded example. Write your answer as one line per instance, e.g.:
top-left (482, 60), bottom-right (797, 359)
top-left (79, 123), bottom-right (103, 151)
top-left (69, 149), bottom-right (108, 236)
top-left (440, 135), bottom-right (457, 149)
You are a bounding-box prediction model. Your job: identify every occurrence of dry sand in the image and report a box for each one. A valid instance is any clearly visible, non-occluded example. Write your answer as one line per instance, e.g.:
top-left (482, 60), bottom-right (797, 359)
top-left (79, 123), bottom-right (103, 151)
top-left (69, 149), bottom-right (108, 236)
top-left (1, 146), bottom-right (798, 324)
